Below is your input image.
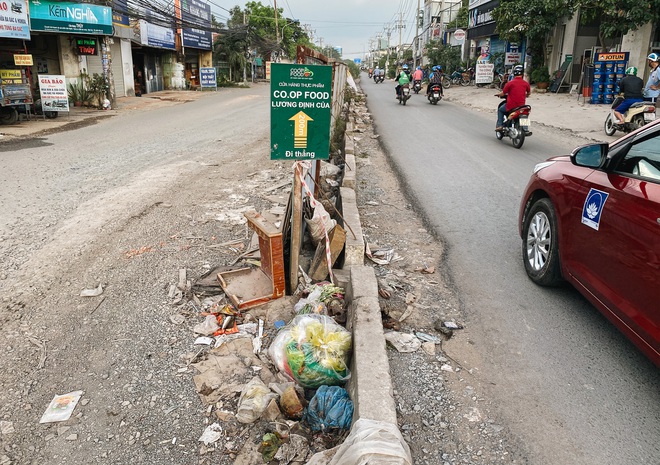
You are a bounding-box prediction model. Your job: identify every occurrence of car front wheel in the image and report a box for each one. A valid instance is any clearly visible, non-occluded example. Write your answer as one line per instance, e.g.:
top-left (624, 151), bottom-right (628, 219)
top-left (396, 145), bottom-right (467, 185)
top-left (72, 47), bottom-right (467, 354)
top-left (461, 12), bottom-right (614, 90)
top-left (522, 198), bottom-right (562, 286)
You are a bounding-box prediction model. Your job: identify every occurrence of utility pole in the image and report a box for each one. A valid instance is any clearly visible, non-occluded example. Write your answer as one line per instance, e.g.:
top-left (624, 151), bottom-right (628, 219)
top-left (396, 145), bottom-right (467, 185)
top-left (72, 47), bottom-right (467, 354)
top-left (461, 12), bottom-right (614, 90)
top-left (398, 12), bottom-right (403, 64)
top-left (385, 28), bottom-right (391, 76)
top-left (413, 0), bottom-right (420, 67)
top-left (274, 0), bottom-right (279, 43)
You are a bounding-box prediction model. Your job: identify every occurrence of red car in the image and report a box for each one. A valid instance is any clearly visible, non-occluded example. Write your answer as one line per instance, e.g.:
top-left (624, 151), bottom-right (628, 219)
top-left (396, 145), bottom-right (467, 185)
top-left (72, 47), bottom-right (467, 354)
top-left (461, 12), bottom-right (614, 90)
top-left (519, 118), bottom-right (660, 367)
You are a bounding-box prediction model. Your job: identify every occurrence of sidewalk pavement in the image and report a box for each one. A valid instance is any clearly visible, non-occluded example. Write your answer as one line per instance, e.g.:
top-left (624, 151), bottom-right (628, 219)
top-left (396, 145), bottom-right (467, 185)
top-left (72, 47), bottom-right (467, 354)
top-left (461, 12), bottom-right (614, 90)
top-left (442, 84), bottom-right (618, 142)
top-left (0, 90), bottom-right (206, 143)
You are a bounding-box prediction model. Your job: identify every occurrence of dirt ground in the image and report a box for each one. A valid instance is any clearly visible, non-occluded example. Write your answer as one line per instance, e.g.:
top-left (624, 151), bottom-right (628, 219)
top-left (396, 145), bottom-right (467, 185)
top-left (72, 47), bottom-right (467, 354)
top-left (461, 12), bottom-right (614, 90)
top-left (0, 85), bottom-right (529, 465)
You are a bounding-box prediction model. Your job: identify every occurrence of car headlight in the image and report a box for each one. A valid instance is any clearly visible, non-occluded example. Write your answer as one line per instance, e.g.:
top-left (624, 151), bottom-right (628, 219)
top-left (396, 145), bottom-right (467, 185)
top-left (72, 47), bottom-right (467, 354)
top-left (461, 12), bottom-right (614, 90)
top-left (532, 161), bottom-right (556, 174)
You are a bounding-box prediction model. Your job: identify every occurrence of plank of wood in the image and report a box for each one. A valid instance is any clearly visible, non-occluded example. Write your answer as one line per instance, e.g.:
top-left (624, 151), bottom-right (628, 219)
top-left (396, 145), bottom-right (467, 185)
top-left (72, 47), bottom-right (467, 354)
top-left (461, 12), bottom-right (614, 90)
top-left (308, 224), bottom-right (346, 281)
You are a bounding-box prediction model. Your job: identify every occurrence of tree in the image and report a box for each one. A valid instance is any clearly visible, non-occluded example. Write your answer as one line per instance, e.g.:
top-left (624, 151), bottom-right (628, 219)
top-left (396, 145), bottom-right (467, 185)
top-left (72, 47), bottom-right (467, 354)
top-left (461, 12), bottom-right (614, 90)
top-left (577, 0), bottom-right (660, 47)
top-left (492, 0), bottom-right (575, 66)
top-left (213, 6), bottom-right (249, 81)
top-left (425, 40), bottom-right (462, 72)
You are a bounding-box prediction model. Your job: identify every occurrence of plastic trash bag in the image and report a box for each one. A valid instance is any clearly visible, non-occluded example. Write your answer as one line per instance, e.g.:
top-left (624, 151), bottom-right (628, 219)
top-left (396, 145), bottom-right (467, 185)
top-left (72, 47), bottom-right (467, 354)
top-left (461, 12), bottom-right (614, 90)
top-left (305, 202), bottom-right (336, 246)
top-left (235, 377), bottom-right (277, 424)
top-left (303, 385), bottom-right (353, 431)
top-left (268, 314), bottom-right (351, 388)
top-left (304, 418), bottom-right (412, 465)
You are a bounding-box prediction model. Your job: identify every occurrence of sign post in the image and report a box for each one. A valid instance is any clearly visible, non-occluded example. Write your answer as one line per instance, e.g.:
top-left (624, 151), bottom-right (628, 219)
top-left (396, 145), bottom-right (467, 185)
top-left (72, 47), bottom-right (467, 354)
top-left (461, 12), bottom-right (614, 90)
top-left (270, 63), bottom-right (332, 160)
top-left (37, 75), bottom-right (69, 113)
top-left (200, 68), bottom-right (217, 91)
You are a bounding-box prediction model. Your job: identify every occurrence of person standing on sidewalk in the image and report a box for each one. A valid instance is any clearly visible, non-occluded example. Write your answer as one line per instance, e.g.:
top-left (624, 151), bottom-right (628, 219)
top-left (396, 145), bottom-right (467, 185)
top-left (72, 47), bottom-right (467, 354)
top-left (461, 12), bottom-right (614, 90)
top-left (643, 53), bottom-right (660, 103)
top-left (613, 67), bottom-right (644, 124)
top-left (495, 65), bottom-right (530, 131)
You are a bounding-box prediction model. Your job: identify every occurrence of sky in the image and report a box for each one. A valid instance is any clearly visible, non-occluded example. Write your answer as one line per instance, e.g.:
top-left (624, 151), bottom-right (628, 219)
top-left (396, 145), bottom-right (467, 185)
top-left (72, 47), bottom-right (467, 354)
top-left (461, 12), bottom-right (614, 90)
top-left (211, 0), bottom-right (421, 61)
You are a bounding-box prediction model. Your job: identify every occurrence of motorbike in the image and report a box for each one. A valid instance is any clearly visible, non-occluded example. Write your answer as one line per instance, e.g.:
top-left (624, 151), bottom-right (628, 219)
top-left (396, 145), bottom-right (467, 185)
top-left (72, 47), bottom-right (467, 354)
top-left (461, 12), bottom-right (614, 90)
top-left (16, 99), bottom-right (59, 120)
top-left (397, 83), bottom-right (411, 105)
top-left (496, 97), bottom-right (532, 149)
top-left (374, 74), bottom-right (384, 84)
top-left (449, 69), bottom-right (472, 86)
top-left (368, 70), bottom-right (373, 78)
top-left (412, 80), bottom-right (422, 94)
top-left (604, 96), bottom-right (656, 136)
top-left (427, 84), bottom-right (442, 105)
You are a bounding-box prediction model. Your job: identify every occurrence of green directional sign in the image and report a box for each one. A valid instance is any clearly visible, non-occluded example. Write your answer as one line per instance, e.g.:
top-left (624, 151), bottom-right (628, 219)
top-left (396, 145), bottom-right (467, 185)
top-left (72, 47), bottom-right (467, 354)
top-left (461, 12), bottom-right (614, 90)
top-left (270, 63), bottom-right (332, 160)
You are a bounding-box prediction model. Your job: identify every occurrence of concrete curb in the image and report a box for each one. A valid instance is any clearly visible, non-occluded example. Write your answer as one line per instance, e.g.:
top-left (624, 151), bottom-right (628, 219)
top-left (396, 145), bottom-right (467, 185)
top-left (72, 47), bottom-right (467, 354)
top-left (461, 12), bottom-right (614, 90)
top-left (337, 104), bottom-right (403, 454)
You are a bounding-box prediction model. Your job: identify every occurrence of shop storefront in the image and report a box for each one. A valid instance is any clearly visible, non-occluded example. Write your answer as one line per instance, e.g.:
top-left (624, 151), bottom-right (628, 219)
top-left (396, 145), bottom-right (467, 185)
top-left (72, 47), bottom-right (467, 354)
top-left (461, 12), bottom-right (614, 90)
top-left (131, 17), bottom-right (177, 93)
top-left (179, 0), bottom-right (213, 89)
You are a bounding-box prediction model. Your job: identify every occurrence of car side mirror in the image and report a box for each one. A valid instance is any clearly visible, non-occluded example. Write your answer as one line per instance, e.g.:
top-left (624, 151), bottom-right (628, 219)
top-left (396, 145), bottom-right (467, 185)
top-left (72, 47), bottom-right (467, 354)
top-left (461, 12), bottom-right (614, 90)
top-left (571, 143), bottom-right (608, 168)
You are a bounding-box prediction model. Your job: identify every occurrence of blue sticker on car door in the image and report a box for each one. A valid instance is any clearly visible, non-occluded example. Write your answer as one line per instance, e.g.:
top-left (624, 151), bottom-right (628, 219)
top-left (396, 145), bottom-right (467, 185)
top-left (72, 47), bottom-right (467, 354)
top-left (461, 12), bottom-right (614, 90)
top-left (581, 188), bottom-right (609, 230)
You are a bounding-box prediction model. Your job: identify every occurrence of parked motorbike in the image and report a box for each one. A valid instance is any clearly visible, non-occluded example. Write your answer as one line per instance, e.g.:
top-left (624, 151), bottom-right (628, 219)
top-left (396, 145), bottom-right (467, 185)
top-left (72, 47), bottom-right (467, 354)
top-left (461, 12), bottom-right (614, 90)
top-left (412, 80), bottom-right (422, 94)
top-left (449, 69), bottom-right (472, 86)
top-left (496, 97), bottom-right (532, 149)
top-left (427, 84), bottom-right (443, 105)
top-left (397, 84), bottom-right (411, 105)
top-left (14, 99), bottom-right (59, 120)
top-left (604, 96), bottom-right (656, 136)
top-left (374, 74), bottom-right (384, 84)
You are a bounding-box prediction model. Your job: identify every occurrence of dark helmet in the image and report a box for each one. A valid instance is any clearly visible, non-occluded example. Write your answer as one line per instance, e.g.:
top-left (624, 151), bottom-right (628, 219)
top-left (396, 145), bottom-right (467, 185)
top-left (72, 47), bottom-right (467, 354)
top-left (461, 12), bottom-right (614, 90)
top-left (513, 65), bottom-right (524, 76)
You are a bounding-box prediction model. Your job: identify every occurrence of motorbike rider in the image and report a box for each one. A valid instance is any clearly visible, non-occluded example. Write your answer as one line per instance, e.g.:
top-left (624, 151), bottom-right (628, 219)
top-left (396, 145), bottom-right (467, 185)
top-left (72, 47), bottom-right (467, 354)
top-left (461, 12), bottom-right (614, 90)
top-left (395, 64), bottom-right (412, 98)
top-left (643, 53), bottom-right (660, 103)
top-left (412, 66), bottom-right (423, 86)
top-left (426, 65), bottom-right (444, 97)
top-left (495, 64), bottom-right (530, 131)
top-left (373, 66), bottom-right (384, 81)
top-left (613, 67), bottom-right (644, 124)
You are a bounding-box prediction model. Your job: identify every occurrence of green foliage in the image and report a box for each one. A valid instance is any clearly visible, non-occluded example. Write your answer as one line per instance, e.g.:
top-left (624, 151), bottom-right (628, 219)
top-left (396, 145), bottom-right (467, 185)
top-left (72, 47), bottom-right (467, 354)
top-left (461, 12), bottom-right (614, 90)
top-left (87, 73), bottom-right (107, 109)
top-left (425, 40), bottom-right (462, 73)
top-left (213, 1), bottom-right (313, 82)
top-left (493, 0), bottom-right (575, 65)
top-left (530, 66), bottom-right (550, 83)
top-left (343, 60), bottom-right (360, 78)
top-left (577, 0), bottom-right (660, 44)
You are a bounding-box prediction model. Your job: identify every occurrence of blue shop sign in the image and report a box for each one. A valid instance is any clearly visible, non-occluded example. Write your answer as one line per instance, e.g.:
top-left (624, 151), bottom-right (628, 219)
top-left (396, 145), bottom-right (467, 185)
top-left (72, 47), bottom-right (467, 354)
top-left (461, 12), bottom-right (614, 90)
top-left (181, 0), bottom-right (212, 50)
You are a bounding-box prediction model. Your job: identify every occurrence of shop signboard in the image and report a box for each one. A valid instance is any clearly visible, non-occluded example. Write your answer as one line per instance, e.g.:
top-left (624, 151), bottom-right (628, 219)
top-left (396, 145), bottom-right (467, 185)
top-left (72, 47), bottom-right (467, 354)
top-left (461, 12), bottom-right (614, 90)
top-left (75, 37), bottom-right (98, 55)
top-left (181, 0), bottom-right (212, 50)
top-left (270, 63), bottom-right (332, 160)
top-left (475, 62), bottom-right (494, 84)
top-left (0, 69), bottom-right (22, 82)
top-left (454, 29), bottom-right (466, 42)
top-left (139, 19), bottom-right (176, 50)
top-left (37, 75), bottom-right (69, 112)
top-left (14, 54), bottom-right (33, 66)
top-left (200, 67), bottom-right (216, 88)
top-left (0, 0), bottom-right (30, 39)
top-left (29, 0), bottom-right (112, 35)
top-left (112, 0), bottom-right (129, 27)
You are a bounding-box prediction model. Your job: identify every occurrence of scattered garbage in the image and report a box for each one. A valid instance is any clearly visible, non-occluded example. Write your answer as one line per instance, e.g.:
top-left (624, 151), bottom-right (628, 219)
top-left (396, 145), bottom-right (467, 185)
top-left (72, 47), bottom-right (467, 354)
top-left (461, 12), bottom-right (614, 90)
top-left (307, 418), bottom-right (412, 465)
top-left (39, 391), bottom-right (83, 424)
top-left (279, 385), bottom-right (304, 420)
top-left (259, 432), bottom-right (282, 462)
top-left (274, 433), bottom-right (310, 463)
top-left (268, 314), bottom-right (351, 388)
top-left (384, 331), bottom-right (421, 353)
top-left (305, 201), bottom-right (337, 246)
top-left (193, 314), bottom-right (220, 336)
top-left (303, 385), bottom-right (353, 431)
top-left (79, 284), bottom-right (103, 297)
top-left (0, 421), bottom-right (14, 435)
top-left (235, 377), bottom-right (277, 424)
top-left (198, 422), bottom-right (223, 446)
top-left (294, 283), bottom-right (345, 315)
top-left (415, 332), bottom-right (441, 344)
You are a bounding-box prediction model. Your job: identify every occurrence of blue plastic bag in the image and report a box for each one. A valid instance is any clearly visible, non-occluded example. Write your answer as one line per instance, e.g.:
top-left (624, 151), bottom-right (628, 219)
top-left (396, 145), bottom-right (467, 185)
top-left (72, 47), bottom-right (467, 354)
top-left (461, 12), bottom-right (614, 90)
top-left (303, 385), bottom-right (353, 431)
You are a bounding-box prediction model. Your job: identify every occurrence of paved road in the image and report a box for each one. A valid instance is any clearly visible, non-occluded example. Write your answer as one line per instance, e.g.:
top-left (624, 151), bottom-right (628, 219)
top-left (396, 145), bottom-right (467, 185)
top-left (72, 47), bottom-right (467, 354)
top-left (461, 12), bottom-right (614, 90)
top-left (363, 75), bottom-right (660, 465)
